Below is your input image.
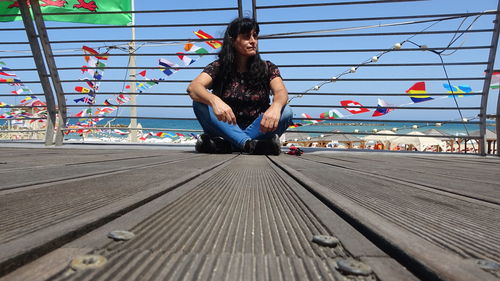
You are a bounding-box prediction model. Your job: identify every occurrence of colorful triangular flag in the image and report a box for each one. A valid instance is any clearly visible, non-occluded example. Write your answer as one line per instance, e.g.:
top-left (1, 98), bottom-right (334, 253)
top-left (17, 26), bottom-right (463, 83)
top-left (159, 58), bottom-right (179, 76)
top-left (82, 45), bottom-right (108, 62)
top-left (405, 82), bottom-right (433, 103)
top-left (301, 113), bottom-right (319, 124)
top-left (0, 67), bottom-right (16, 77)
top-left (372, 98), bottom-right (394, 117)
top-left (193, 30), bottom-right (222, 49)
top-left (319, 109), bottom-right (344, 119)
top-left (184, 43), bottom-right (209, 55)
top-left (491, 72), bottom-right (500, 89)
top-left (340, 100), bottom-right (370, 114)
top-left (443, 83), bottom-right (472, 97)
top-left (177, 52), bottom-right (196, 66)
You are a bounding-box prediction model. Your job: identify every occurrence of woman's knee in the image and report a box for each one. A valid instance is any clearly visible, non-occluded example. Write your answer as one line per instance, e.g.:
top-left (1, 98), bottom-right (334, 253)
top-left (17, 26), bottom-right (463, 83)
top-left (193, 101), bottom-right (206, 112)
top-left (281, 105), bottom-right (293, 122)
top-left (193, 101), bottom-right (210, 117)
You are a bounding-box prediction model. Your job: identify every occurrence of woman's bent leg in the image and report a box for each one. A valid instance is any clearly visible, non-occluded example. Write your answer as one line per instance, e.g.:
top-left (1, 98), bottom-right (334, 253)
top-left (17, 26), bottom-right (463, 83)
top-left (243, 105), bottom-right (293, 140)
top-left (193, 101), bottom-right (251, 149)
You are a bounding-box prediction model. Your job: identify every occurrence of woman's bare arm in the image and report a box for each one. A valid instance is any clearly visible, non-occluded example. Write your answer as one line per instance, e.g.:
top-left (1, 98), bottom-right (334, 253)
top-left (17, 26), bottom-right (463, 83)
top-left (187, 72), bottom-right (237, 125)
top-left (260, 77), bottom-right (288, 133)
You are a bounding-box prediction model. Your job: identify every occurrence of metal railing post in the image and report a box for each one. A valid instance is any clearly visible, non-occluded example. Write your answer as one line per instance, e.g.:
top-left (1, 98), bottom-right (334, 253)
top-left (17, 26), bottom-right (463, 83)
top-left (497, 85), bottom-right (500, 156)
top-left (29, 0), bottom-right (68, 145)
top-left (18, 0), bottom-right (57, 145)
top-left (128, 2), bottom-right (138, 143)
top-left (238, 0), bottom-right (243, 17)
top-left (479, 1), bottom-right (500, 156)
top-left (252, 0), bottom-right (257, 20)
top-left (129, 38), bottom-right (139, 143)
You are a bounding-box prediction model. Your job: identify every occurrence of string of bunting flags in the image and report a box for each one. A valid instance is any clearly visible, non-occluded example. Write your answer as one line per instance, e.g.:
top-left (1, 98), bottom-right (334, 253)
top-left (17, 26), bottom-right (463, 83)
top-left (295, 81), bottom-right (478, 127)
top-left (0, 60), bottom-right (47, 125)
top-left (66, 29), bottom-right (220, 137)
top-left (1, 21), bottom-right (497, 138)
top-left (288, 15), bottom-right (490, 129)
top-left (290, 26), bottom-right (487, 129)
top-left (133, 30), bottom-right (218, 140)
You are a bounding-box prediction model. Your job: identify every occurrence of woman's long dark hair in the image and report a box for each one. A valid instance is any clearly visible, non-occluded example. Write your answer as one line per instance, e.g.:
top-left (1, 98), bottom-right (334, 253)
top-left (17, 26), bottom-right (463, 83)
top-left (213, 17), bottom-right (269, 95)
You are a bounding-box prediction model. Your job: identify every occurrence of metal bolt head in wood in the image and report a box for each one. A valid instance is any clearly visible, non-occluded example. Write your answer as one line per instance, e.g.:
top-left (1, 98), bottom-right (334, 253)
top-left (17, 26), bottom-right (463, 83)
top-left (312, 235), bottom-right (339, 247)
top-left (473, 259), bottom-right (500, 271)
top-left (107, 230), bottom-right (135, 241)
top-left (70, 255), bottom-right (107, 271)
top-left (336, 259), bottom-right (373, 276)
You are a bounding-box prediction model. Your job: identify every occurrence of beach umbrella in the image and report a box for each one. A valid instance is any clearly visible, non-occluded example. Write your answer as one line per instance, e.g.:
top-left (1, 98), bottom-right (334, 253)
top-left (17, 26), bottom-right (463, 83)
top-left (362, 130), bottom-right (397, 142)
top-left (330, 133), bottom-right (365, 148)
top-left (282, 132), bottom-right (310, 147)
top-left (423, 128), bottom-right (450, 137)
top-left (423, 128), bottom-right (453, 151)
top-left (390, 131), bottom-right (444, 151)
top-left (470, 129), bottom-right (497, 154)
top-left (307, 133), bottom-right (361, 148)
top-left (470, 129), bottom-right (497, 141)
top-left (283, 132), bottom-right (309, 141)
top-left (362, 130), bottom-right (396, 150)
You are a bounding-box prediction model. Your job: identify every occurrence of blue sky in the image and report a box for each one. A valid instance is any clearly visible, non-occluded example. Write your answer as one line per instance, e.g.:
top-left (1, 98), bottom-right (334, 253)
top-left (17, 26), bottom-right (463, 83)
top-left (1, 0), bottom-right (499, 124)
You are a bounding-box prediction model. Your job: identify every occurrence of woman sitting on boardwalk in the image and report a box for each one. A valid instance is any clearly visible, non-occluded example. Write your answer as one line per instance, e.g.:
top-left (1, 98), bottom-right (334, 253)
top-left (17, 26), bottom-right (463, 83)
top-left (187, 17), bottom-right (293, 155)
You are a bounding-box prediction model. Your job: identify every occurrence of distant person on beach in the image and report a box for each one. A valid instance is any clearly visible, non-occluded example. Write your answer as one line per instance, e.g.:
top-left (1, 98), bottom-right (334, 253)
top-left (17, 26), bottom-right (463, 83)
top-left (187, 17), bottom-right (292, 155)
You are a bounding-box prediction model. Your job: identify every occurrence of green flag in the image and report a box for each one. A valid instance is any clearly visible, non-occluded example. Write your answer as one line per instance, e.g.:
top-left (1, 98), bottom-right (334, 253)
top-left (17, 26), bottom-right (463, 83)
top-left (0, 0), bottom-right (132, 26)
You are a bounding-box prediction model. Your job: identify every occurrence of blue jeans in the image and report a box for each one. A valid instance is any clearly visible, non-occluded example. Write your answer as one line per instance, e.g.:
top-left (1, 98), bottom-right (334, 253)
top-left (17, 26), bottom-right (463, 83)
top-left (193, 101), bottom-right (293, 150)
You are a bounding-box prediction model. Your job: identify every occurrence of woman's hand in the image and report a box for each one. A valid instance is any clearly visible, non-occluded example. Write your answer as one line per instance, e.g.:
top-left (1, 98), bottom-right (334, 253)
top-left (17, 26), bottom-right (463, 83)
top-left (261, 76), bottom-right (288, 133)
top-left (187, 72), bottom-right (236, 125)
top-left (260, 105), bottom-right (281, 133)
top-left (211, 97), bottom-right (237, 125)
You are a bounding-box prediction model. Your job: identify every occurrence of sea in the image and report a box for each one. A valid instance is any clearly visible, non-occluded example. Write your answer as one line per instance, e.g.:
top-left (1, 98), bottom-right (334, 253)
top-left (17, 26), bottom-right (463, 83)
top-left (1, 118), bottom-right (495, 139)
top-left (100, 118), bottom-right (495, 138)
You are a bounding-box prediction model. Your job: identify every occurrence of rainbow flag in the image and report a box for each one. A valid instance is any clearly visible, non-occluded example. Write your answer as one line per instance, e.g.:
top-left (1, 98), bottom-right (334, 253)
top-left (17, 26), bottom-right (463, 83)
top-left (405, 82), bottom-right (433, 103)
top-left (156, 132), bottom-right (167, 138)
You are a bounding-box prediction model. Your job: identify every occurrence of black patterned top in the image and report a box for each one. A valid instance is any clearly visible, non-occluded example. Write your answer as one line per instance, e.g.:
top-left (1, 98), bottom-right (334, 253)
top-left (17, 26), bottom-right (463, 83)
top-left (202, 60), bottom-right (282, 128)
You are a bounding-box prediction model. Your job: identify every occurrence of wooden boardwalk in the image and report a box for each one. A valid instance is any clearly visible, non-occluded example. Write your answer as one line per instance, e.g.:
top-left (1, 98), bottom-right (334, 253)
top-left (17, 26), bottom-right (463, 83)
top-left (0, 145), bottom-right (499, 281)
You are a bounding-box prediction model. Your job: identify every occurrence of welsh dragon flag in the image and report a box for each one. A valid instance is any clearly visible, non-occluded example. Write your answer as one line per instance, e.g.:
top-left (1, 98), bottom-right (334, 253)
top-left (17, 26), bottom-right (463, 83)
top-left (0, 0), bottom-right (132, 26)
